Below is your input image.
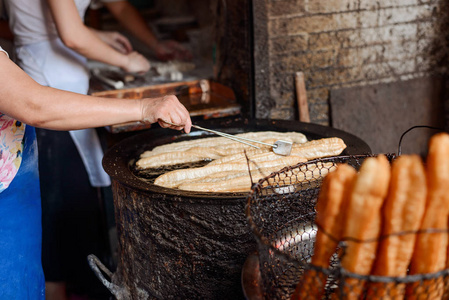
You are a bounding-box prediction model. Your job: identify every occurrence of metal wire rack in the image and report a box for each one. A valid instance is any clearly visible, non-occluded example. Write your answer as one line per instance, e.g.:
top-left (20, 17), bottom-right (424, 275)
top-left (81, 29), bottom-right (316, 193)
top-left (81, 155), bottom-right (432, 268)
top-left (245, 154), bottom-right (449, 299)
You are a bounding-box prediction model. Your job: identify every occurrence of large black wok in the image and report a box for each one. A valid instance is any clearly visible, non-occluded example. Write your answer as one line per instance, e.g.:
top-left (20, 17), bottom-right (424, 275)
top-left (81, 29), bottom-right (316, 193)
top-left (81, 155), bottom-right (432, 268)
top-left (89, 118), bottom-right (371, 299)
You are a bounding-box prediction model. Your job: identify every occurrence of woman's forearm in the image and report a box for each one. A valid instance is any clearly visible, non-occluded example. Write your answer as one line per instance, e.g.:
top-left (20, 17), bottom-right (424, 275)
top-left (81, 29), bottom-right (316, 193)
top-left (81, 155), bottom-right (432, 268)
top-left (0, 53), bottom-right (191, 132)
top-left (47, 0), bottom-right (130, 69)
top-left (0, 54), bottom-right (191, 133)
top-left (64, 27), bottom-right (130, 69)
top-left (29, 87), bottom-right (143, 130)
top-left (0, 55), bottom-right (139, 129)
top-left (104, 1), bottom-right (159, 51)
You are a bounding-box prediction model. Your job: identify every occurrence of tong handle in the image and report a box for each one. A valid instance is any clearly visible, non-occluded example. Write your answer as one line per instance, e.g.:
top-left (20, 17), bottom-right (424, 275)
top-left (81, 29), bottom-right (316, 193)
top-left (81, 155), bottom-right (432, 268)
top-left (191, 125), bottom-right (262, 149)
top-left (192, 125), bottom-right (276, 148)
top-left (161, 120), bottom-right (276, 149)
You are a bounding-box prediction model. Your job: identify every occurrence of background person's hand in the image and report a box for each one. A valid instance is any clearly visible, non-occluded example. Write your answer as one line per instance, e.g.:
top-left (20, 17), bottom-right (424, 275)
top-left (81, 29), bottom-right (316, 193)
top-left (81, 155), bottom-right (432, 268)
top-left (92, 30), bottom-right (133, 54)
top-left (140, 95), bottom-right (192, 133)
top-left (154, 40), bottom-right (193, 62)
top-left (122, 51), bottom-right (150, 74)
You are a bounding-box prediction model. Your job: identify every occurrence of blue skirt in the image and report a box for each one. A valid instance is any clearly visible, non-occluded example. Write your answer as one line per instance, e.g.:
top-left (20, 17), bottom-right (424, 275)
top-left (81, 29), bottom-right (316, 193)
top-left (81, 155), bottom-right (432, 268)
top-left (0, 125), bottom-right (45, 299)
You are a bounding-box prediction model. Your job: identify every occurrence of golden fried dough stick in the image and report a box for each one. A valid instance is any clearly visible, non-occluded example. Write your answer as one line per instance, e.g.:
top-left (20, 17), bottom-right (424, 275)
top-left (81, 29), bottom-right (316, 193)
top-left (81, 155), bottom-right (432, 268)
top-left (291, 164), bottom-right (356, 300)
top-left (148, 131), bottom-right (307, 154)
top-left (209, 138), bottom-right (347, 166)
top-left (138, 137), bottom-right (346, 170)
top-left (337, 155), bottom-right (390, 300)
top-left (154, 155), bottom-right (308, 189)
top-left (136, 146), bottom-right (243, 169)
top-left (365, 155), bottom-right (427, 299)
top-left (154, 162), bottom-right (254, 188)
top-left (140, 131), bottom-right (307, 156)
top-left (136, 132), bottom-right (309, 169)
top-left (289, 137), bottom-right (346, 160)
top-left (406, 133), bottom-right (449, 299)
top-left (177, 161), bottom-right (335, 193)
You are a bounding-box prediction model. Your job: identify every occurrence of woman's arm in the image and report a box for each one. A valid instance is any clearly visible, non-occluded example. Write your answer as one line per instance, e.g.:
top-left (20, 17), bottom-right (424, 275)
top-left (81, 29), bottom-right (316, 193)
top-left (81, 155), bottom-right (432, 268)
top-left (46, 0), bottom-right (149, 73)
top-left (102, 1), bottom-right (159, 52)
top-left (0, 50), bottom-right (191, 132)
top-left (103, 0), bottom-right (192, 61)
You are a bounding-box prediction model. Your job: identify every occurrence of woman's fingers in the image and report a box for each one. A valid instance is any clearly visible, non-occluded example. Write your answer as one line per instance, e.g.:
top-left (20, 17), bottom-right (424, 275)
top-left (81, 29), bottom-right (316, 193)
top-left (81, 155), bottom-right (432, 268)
top-left (141, 95), bottom-right (191, 133)
top-left (94, 30), bottom-right (133, 54)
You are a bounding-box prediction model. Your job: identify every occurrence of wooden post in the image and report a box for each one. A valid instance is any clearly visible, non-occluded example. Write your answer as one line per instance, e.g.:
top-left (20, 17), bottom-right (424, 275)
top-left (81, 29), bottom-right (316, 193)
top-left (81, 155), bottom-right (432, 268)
top-left (295, 72), bottom-right (310, 123)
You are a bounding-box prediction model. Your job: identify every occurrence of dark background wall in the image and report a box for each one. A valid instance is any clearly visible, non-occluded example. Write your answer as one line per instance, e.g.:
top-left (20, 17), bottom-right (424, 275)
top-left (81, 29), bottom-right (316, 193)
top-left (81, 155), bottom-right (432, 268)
top-left (249, 0), bottom-right (449, 154)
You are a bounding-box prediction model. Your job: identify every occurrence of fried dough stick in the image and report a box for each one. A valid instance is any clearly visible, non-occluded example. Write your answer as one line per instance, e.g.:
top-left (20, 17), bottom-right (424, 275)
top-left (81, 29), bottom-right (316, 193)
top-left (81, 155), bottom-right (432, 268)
top-left (365, 155), bottom-right (427, 299)
top-left (406, 133), bottom-right (449, 299)
top-left (137, 137), bottom-right (346, 169)
top-left (136, 131), bottom-right (308, 168)
top-left (291, 164), bottom-right (356, 300)
top-left (336, 155), bottom-right (391, 300)
top-left (209, 138), bottom-right (347, 166)
top-left (154, 155), bottom-right (308, 189)
top-left (177, 161), bottom-right (336, 192)
top-left (143, 131), bottom-right (307, 155)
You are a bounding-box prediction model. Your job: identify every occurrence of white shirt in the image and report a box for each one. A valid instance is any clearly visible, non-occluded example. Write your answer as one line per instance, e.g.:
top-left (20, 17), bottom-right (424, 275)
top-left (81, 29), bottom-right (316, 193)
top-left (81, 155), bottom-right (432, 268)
top-left (3, 0), bottom-right (121, 47)
top-left (3, 0), bottom-right (90, 46)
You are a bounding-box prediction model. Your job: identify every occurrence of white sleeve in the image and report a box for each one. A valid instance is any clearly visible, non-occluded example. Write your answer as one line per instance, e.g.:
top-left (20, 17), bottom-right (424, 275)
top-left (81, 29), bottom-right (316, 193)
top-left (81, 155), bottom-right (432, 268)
top-left (0, 46), bottom-right (9, 58)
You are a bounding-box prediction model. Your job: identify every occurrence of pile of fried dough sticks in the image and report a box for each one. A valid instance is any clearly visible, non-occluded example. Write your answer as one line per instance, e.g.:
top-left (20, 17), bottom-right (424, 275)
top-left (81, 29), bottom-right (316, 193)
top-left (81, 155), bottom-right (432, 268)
top-left (135, 131), bottom-right (347, 192)
top-left (291, 132), bottom-right (449, 300)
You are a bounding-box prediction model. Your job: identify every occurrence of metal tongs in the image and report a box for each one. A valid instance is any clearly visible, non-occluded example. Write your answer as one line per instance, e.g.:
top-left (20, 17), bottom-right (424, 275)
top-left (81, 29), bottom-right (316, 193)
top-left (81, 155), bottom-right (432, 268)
top-left (164, 121), bottom-right (293, 156)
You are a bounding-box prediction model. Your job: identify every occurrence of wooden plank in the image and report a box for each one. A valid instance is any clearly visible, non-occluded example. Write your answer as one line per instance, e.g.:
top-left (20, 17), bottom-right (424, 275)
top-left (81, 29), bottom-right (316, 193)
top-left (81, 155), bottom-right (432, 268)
top-left (295, 72), bottom-right (310, 122)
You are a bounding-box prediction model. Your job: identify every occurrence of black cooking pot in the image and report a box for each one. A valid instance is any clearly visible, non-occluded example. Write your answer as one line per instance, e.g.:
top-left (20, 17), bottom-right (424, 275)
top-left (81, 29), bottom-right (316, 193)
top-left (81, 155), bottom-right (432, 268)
top-left (88, 118), bottom-right (371, 300)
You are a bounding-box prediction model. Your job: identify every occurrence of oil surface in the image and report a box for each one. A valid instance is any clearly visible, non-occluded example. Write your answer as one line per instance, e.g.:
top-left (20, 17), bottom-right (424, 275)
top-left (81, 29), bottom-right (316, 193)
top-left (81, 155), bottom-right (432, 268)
top-left (132, 160), bottom-right (212, 184)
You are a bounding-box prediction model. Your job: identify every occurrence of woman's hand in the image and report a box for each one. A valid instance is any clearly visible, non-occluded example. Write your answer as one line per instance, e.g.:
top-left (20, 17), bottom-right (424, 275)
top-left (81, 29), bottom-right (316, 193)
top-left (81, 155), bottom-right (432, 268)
top-left (89, 28), bottom-right (149, 74)
top-left (92, 30), bottom-right (133, 54)
top-left (122, 51), bottom-right (150, 74)
top-left (140, 95), bottom-right (192, 133)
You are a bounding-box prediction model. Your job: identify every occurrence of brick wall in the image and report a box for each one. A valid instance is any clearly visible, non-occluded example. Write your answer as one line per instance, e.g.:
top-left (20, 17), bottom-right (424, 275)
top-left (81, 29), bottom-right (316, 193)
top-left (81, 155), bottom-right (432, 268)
top-left (254, 0), bottom-right (449, 125)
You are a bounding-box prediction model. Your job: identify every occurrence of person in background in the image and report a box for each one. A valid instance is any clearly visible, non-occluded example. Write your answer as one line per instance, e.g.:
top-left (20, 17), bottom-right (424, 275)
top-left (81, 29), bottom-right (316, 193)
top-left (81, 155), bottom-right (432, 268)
top-left (92, 0), bottom-right (192, 61)
top-left (0, 0), bottom-right (189, 299)
top-left (0, 46), bottom-right (191, 300)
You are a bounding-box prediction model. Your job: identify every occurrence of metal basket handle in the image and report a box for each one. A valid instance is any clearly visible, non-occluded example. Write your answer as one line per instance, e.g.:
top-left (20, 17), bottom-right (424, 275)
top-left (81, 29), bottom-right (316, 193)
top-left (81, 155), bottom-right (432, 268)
top-left (397, 125), bottom-right (444, 155)
top-left (87, 254), bottom-right (130, 299)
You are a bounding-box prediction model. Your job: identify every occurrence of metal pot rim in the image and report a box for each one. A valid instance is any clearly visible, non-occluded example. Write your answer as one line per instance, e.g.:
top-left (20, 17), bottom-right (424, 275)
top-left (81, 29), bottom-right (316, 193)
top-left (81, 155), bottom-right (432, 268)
top-left (102, 118), bottom-right (371, 199)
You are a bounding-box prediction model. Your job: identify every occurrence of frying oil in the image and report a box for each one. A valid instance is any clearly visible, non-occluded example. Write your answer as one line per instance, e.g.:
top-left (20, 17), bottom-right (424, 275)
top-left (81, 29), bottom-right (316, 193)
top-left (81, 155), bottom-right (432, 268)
top-left (132, 160), bottom-right (212, 184)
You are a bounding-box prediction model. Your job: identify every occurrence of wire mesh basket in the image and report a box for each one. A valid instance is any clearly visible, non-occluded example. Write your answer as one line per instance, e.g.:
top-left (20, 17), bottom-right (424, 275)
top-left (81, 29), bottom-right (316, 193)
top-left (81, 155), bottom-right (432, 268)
top-left (245, 154), bottom-right (449, 299)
